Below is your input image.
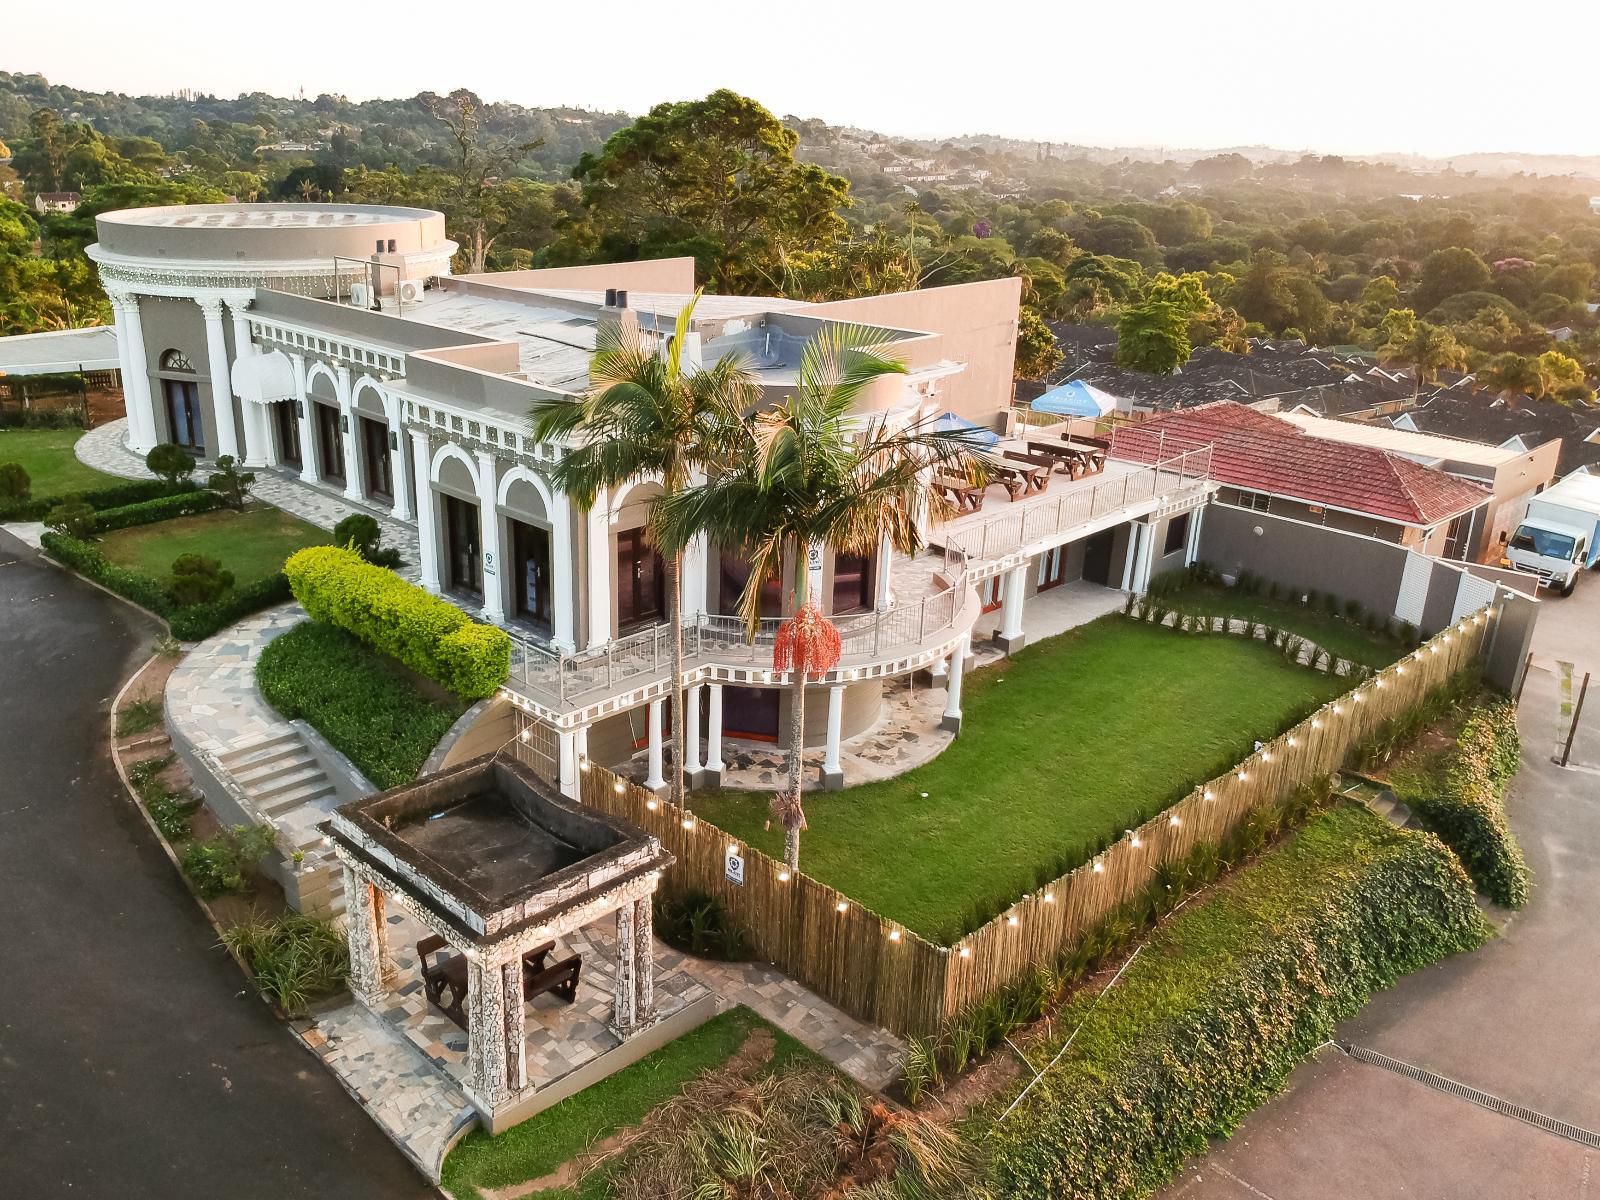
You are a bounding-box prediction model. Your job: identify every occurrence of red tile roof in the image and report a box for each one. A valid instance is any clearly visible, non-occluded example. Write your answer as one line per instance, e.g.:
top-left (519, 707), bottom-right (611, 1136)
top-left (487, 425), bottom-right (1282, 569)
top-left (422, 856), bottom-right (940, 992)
top-left (1110, 401), bottom-right (1490, 526)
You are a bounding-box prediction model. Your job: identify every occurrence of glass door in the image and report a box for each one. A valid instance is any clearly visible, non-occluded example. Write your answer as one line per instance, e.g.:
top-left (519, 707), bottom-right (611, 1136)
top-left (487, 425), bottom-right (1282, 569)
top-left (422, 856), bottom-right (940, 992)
top-left (444, 494), bottom-right (483, 596)
top-left (274, 402), bottom-right (302, 468)
top-left (513, 520), bottom-right (553, 632)
top-left (163, 380), bottom-right (204, 453)
top-left (316, 403), bottom-right (345, 483)
top-left (361, 417), bottom-right (393, 501)
top-left (616, 528), bottom-right (665, 630)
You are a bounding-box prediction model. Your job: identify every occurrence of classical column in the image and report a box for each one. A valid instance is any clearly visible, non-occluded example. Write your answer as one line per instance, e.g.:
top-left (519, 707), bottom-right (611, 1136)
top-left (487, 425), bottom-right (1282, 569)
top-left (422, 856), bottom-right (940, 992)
top-left (117, 296), bottom-right (157, 455)
top-left (198, 297), bottom-right (240, 462)
top-left (550, 489), bottom-right (576, 651)
top-left (341, 867), bottom-right (387, 1006)
top-left (586, 489), bottom-right (612, 649)
top-left (632, 896), bottom-right (655, 1024)
top-left (336, 366), bottom-right (362, 500)
top-left (384, 391), bottom-right (412, 520)
top-left (410, 430), bottom-right (442, 592)
top-left (227, 301), bottom-right (271, 468)
top-left (704, 683), bottom-right (726, 786)
top-left (941, 635), bottom-right (968, 734)
top-left (466, 957), bottom-right (508, 1108)
top-left (1134, 520), bottom-right (1157, 594)
top-left (108, 295), bottom-right (139, 447)
top-left (684, 683), bottom-right (704, 787)
top-left (475, 449), bottom-right (507, 624)
top-left (292, 353), bottom-right (318, 485)
top-left (501, 958), bottom-right (527, 1095)
top-left (1184, 505), bottom-right (1204, 567)
top-left (681, 532), bottom-right (708, 617)
top-left (821, 684), bottom-right (845, 790)
top-left (875, 531), bottom-right (895, 611)
top-left (644, 698), bottom-right (666, 793)
top-left (611, 904), bottom-right (638, 1033)
top-left (997, 562), bottom-right (1028, 654)
top-left (557, 728), bottom-right (579, 799)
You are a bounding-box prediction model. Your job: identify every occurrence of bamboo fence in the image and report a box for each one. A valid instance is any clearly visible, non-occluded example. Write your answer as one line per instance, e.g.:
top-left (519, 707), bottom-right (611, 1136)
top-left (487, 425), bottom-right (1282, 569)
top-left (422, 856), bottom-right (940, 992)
top-left (577, 605), bottom-right (1496, 1037)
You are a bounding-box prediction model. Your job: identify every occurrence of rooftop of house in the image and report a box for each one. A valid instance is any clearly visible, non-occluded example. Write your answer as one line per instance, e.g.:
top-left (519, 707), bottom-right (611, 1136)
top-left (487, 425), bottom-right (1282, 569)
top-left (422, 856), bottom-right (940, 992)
top-left (1110, 400), bottom-right (1492, 527)
top-left (1398, 392), bottom-right (1600, 477)
top-left (1278, 410), bottom-right (1531, 471)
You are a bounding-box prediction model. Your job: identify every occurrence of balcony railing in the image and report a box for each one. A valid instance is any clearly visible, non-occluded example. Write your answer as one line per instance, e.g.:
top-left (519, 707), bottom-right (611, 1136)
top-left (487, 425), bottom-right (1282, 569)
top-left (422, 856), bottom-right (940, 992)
top-left (942, 446), bottom-right (1211, 564)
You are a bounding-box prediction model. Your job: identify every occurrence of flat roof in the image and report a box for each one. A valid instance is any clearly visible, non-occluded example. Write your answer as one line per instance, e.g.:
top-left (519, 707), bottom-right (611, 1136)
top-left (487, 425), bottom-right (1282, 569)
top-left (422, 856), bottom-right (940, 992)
top-left (97, 202), bottom-right (441, 229)
top-left (0, 325), bottom-right (120, 375)
top-left (402, 289), bottom-right (597, 391)
top-left (1281, 410), bottom-right (1524, 468)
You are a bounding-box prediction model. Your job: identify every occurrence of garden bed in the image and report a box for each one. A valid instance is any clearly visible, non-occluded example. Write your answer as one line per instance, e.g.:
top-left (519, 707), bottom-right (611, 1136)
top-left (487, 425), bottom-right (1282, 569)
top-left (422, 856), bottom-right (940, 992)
top-left (98, 504), bottom-right (329, 589)
top-left (1154, 575), bottom-right (1406, 667)
top-left (693, 615), bottom-right (1349, 942)
top-left (256, 621), bottom-right (470, 789)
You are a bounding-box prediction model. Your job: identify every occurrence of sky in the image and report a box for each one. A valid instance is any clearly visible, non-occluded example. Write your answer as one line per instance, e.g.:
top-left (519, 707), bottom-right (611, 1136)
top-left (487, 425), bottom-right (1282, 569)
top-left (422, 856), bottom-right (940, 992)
top-left (11, 0), bottom-right (1600, 159)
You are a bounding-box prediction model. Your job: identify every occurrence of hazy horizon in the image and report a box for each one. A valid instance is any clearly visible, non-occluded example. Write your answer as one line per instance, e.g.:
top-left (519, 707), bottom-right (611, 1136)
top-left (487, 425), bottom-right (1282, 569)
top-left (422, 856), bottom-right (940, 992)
top-left (11, 0), bottom-right (1600, 161)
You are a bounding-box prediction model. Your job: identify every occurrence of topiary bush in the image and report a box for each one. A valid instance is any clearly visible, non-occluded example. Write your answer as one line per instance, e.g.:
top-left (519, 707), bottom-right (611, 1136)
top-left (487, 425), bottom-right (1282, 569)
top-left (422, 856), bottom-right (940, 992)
top-left (206, 454), bottom-right (255, 510)
top-left (0, 461), bottom-right (30, 502)
top-left (332, 512), bottom-right (404, 569)
top-left (283, 544), bottom-right (509, 700)
top-left (93, 489), bottom-right (226, 532)
top-left (985, 806), bottom-right (1490, 1199)
top-left (44, 499), bottom-right (96, 539)
top-left (146, 442), bottom-right (197, 487)
top-left (168, 553), bottom-right (234, 606)
top-left (1407, 699), bottom-right (1529, 908)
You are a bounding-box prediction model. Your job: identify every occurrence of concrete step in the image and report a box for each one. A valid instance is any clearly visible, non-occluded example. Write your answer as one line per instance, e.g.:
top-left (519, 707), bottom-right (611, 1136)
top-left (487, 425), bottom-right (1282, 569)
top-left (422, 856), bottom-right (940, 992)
top-left (242, 763), bottom-right (326, 801)
top-left (260, 781), bottom-right (338, 818)
top-left (218, 731), bottom-right (302, 770)
top-left (231, 747), bottom-right (315, 785)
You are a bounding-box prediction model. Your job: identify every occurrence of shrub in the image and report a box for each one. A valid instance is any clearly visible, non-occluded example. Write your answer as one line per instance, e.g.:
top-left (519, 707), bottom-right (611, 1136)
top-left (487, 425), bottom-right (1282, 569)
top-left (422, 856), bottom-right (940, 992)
top-left (181, 824), bottom-right (277, 897)
top-left (284, 545), bottom-right (509, 699)
top-left (94, 488), bottom-right (227, 532)
top-left (146, 442), bottom-right (197, 486)
top-left (654, 890), bottom-right (750, 961)
top-left (256, 621), bottom-right (467, 788)
top-left (332, 511), bottom-right (404, 570)
top-left (986, 807), bottom-right (1490, 1200)
top-left (1407, 700), bottom-right (1529, 908)
top-left (222, 913), bottom-right (349, 1016)
top-left (45, 500), bottom-right (96, 539)
top-left (168, 553), bottom-right (234, 606)
top-left (0, 461), bottom-right (30, 502)
top-left (901, 1036), bottom-right (942, 1106)
top-left (117, 697), bottom-right (162, 736)
top-left (0, 477), bottom-right (195, 523)
top-left (165, 573), bottom-right (292, 640)
top-left (206, 454), bottom-right (255, 510)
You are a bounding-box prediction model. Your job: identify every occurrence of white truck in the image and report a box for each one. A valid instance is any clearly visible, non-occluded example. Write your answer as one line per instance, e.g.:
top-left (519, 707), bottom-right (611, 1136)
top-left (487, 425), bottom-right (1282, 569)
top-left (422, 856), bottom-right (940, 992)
top-left (1505, 470), bottom-right (1600, 595)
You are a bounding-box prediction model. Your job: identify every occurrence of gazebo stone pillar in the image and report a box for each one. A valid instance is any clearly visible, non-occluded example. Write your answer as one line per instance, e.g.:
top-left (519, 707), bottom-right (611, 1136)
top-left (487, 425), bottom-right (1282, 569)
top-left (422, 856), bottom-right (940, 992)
top-left (342, 866), bottom-right (389, 1005)
top-left (467, 956), bottom-right (509, 1108)
top-left (611, 903), bottom-right (638, 1033)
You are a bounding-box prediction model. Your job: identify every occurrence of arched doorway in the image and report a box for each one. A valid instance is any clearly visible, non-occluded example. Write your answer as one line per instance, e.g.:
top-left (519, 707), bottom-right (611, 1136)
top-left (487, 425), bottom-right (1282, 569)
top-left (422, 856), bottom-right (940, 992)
top-left (158, 349), bottom-right (204, 453)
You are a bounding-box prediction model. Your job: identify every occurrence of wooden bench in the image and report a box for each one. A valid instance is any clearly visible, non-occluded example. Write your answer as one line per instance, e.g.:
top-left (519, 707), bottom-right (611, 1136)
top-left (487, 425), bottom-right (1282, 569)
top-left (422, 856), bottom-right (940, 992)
top-left (934, 475), bottom-right (985, 513)
top-left (524, 953), bottom-right (583, 1005)
top-left (994, 461), bottom-right (1049, 501)
top-left (418, 935), bottom-right (556, 1030)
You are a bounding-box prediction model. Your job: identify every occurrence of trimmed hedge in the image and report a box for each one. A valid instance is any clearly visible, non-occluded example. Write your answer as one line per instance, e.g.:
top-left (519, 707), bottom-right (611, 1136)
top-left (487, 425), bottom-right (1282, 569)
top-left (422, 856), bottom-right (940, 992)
top-left (256, 622), bottom-right (469, 789)
top-left (0, 477), bottom-right (195, 522)
top-left (93, 489), bottom-right (228, 532)
top-left (283, 545), bottom-right (510, 701)
top-left (1408, 700), bottom-right (1529, 908)
top-left (986, 806), bottom-right (1490, 1200)
top-left (40, 530), bottom-right (291, 641)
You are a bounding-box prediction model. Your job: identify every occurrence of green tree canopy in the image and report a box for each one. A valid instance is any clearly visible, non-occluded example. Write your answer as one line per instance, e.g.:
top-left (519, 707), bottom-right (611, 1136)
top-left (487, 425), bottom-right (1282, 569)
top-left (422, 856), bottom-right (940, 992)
top-left (1413, 246), bottom-right (1492, 313)
top-left (1116, 300), bottom-right (1192, 374)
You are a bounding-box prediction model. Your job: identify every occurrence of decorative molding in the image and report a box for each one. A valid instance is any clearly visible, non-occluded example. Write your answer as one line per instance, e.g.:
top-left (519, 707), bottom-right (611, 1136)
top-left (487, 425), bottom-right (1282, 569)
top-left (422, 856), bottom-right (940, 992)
top-left (404, 398), bottom-right (564, 469)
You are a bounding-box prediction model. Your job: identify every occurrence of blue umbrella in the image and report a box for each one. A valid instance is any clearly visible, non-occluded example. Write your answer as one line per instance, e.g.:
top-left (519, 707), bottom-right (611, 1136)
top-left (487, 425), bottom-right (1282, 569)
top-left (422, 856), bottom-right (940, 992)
top-left (1031, 379), bottom-right (1119, 418)
top-left (927, 410), bottom-right (1000, 447)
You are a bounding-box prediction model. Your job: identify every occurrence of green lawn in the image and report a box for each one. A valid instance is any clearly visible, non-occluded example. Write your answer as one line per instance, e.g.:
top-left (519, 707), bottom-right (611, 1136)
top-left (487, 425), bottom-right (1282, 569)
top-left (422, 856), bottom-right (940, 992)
top-left (693, 616), bottom-right (1350, 943)
top-left (1157, 579), bottom-right (1404, 668)
top-left (441, 1007), bottom-right (818, 1200)
top-left (0, 428), bottom-right (118, 500)
top-left (98, 505), bottom-right (329, 588)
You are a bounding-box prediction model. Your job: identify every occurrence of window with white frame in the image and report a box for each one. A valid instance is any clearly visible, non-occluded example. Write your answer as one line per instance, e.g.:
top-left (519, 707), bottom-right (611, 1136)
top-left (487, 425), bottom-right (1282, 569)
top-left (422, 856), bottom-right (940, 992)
top-left (1233, 489), bottom-right (1271, 512)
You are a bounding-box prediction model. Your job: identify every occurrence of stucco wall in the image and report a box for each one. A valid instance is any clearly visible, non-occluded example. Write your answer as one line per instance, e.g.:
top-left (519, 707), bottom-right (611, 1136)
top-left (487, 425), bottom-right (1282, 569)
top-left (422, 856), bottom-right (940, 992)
top-left (455, 257), bottom-right (698, 296)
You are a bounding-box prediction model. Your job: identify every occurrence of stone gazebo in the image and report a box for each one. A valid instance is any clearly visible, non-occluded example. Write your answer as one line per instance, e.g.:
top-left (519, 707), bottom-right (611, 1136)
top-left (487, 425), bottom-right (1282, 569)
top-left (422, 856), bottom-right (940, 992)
top-left (323, 752), bottom-right (687, 1131)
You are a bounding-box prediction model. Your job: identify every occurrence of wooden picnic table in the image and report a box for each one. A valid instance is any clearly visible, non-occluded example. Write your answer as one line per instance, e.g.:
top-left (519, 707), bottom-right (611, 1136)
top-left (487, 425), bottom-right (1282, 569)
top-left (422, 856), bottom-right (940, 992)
top-left (1027, 438), bottom-right (1108, 479)
top-left (418, 935), bottom-right (580, 1029)
top-left (993, 460), bottom-right (1049, 501)
top-left (935, 474), bottom-right (985, 513)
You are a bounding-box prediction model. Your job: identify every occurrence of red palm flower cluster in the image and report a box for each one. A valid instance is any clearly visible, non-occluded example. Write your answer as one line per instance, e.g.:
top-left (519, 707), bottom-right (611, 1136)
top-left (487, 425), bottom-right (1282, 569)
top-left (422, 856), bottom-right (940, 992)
top-left (772, 601), bottom-right (842, 678)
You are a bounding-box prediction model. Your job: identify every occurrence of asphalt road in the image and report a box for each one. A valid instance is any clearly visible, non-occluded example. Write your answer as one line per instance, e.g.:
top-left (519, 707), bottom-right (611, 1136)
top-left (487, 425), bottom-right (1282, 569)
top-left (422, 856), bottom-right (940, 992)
top-left (0, 530), bottom-right (431, 1198)
top-left (1166, 578), bottom-right (1600, 1199)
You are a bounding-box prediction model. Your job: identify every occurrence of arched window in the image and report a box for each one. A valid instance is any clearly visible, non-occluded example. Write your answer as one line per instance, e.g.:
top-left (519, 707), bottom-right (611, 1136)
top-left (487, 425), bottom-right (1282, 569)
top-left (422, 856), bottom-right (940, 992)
top-left (159, 349), bottom-right (195, 372)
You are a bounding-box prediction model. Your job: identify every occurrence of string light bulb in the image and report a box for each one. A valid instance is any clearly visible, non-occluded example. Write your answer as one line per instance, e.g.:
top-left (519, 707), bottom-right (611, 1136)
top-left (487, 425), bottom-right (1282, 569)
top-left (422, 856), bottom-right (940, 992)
top-left (1169, 814), bottom-right (1181, 827)
top-left (959, 946), bottom-right (971, 958)
top-left (778, 870), bottom-right (791, 882)
top-left (836, 901), bottom-right (848, 914)
top-left (889, 929), bottom-right (901, 941)
top-left (1007, 915), bottom-right (1019, 927)
top-left (645, 799), bottom-right (658, 811)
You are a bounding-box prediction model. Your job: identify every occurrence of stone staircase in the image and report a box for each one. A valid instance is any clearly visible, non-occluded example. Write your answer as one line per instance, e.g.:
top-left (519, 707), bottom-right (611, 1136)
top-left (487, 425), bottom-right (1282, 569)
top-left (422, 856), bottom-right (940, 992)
top-left (217, 730), bottom-right (347, 918)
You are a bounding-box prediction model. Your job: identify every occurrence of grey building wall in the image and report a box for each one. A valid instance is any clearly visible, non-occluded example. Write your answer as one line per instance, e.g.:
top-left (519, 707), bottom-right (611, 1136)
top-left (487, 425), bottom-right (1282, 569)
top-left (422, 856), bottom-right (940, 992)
top-left (1485, 592), bottom-right (1538, 694)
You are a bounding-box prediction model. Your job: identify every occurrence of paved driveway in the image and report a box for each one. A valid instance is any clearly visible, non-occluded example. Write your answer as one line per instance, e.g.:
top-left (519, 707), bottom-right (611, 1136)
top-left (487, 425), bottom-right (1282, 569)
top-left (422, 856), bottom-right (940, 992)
top-left (1166, 579), bottom-right (1600, 1198)
top-left (0, 531), bottom-right (430, 1198)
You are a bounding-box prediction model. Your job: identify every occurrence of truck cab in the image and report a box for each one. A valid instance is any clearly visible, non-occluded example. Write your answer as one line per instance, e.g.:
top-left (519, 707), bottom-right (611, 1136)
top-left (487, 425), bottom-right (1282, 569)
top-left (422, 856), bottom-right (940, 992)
top-left (1507, 519), bottom-right (1590, 595)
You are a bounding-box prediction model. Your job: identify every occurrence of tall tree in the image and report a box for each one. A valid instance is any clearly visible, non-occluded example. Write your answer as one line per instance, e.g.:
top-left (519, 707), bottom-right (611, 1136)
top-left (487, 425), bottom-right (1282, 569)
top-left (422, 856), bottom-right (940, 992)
top-left (572, 90), bottom-right (849, 294)
top-left (428, 90), bottom-right (544, 273)
top-left (658, 327), bottom-right (985, 869)
top-left (1476, 351), bottom-right (1540, 400)
top-left (1014, 306), bottom-right (1062, 380)
top-left (529, 296), bottom-right (758, 807)
top-left (1414, 246), bottom-right (1492, 314)
top-left (1116, 300), bottom-right (1191, 374)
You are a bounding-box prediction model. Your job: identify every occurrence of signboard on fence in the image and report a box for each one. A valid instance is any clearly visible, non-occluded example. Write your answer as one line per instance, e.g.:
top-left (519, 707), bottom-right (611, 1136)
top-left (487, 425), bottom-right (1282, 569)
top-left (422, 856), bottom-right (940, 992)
top-left (725, 850), bottom-right (745, 886)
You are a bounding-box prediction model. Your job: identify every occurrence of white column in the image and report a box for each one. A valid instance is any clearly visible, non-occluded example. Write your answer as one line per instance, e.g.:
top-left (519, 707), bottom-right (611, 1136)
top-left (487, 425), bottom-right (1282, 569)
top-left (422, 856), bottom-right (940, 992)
top-left (1134, 520), bottom-right (1157, 594)
top-left (998, 562), bottom-right (1028, 653)
top-left (336, 366), bottom-right (362, 500)
top-left (384, 391), bottom-right (412, 520)
top-left (586, 489), bottom-right (612, 649)
top-left (550, 490), bottom-right (576, 651)
top-left (822, 684), bottom-right (845, 788)
top-left (644, 698), bottom-right (666, 792)
top-left (1119, 522), bottom-right (1140, 592)
top-left (557, 728), bottom-right (579, 799)
top-left (109, 295), bottom-right (139, 447)
top-left (117, 296), bottom-right (157, 455)
top-left (941, 635), bottom-right (968, 734)
top-left (684, 684), bottom-right (704, 780)
top-left (875, 531), bottom-right (895, 611)
top-left (475, 449), bottom-right (507, 624)
top-left (575, 724), bottom-right (591, 766)
top-left (228, 302), bottom-right (271, 468)
top-left (198, 297), bottom-right (239, 462)
top-left (1184, 505), bottom-right (1204, 567)
top-left (705, 683), bottom-right (726, 774)
top-left (410, 430), bottom-right (441, 592)
top-left (293, 354), bottom-right (317, 485)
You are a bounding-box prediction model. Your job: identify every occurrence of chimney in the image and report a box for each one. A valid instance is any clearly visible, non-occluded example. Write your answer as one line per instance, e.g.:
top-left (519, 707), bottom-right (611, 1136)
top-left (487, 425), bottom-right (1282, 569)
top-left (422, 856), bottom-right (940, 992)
top-left (615, 289), bottom-right (629, 309)
top-left (604, 287), bottom-right (618, 307)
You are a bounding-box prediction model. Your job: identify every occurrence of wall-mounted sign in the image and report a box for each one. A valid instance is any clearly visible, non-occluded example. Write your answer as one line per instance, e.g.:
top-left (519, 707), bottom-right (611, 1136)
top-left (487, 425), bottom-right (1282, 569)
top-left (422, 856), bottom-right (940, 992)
top-left (725, 850), bottom-right (745, 886)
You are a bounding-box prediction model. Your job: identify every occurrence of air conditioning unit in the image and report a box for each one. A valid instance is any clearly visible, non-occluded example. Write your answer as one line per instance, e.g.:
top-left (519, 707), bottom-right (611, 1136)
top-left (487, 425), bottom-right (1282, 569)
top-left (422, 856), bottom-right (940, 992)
top-left (348, 282), bottom-right (372, 308)
top-left (395, 278), bottom-right (424, 305)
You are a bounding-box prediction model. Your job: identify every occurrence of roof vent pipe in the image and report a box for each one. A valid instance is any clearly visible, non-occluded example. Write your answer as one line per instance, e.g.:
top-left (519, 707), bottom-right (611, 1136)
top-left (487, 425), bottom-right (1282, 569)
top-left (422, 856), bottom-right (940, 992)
top-left (604, 287), bottom-right (618, 307)
top-left (615, 289), bottom-right (628, 309)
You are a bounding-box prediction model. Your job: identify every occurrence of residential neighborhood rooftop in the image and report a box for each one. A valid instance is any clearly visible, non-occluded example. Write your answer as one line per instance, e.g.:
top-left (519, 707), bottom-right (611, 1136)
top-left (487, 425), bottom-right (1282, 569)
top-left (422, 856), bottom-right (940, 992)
top-left (1279, 410), bottom-right (1532, 469)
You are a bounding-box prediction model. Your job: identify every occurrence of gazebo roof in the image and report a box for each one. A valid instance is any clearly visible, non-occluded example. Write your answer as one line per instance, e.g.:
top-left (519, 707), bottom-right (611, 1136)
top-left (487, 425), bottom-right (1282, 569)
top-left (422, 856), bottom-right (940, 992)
top-left (324, 754), bottom-right (672, 944)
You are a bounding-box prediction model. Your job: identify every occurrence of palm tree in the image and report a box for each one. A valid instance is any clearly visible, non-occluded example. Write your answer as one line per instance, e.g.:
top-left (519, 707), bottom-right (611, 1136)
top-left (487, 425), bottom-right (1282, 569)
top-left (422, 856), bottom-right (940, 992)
top-left (657, 324), bottom-right (990, 869)
top-left (530, 296), bottom-right (758, 806)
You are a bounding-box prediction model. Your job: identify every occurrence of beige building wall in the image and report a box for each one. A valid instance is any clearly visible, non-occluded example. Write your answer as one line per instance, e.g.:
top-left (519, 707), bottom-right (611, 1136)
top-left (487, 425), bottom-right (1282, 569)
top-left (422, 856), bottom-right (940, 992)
top-left (457, 257), bottom-right (698, 295)
top-left (798, 277), bottom-right (1023, 430)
